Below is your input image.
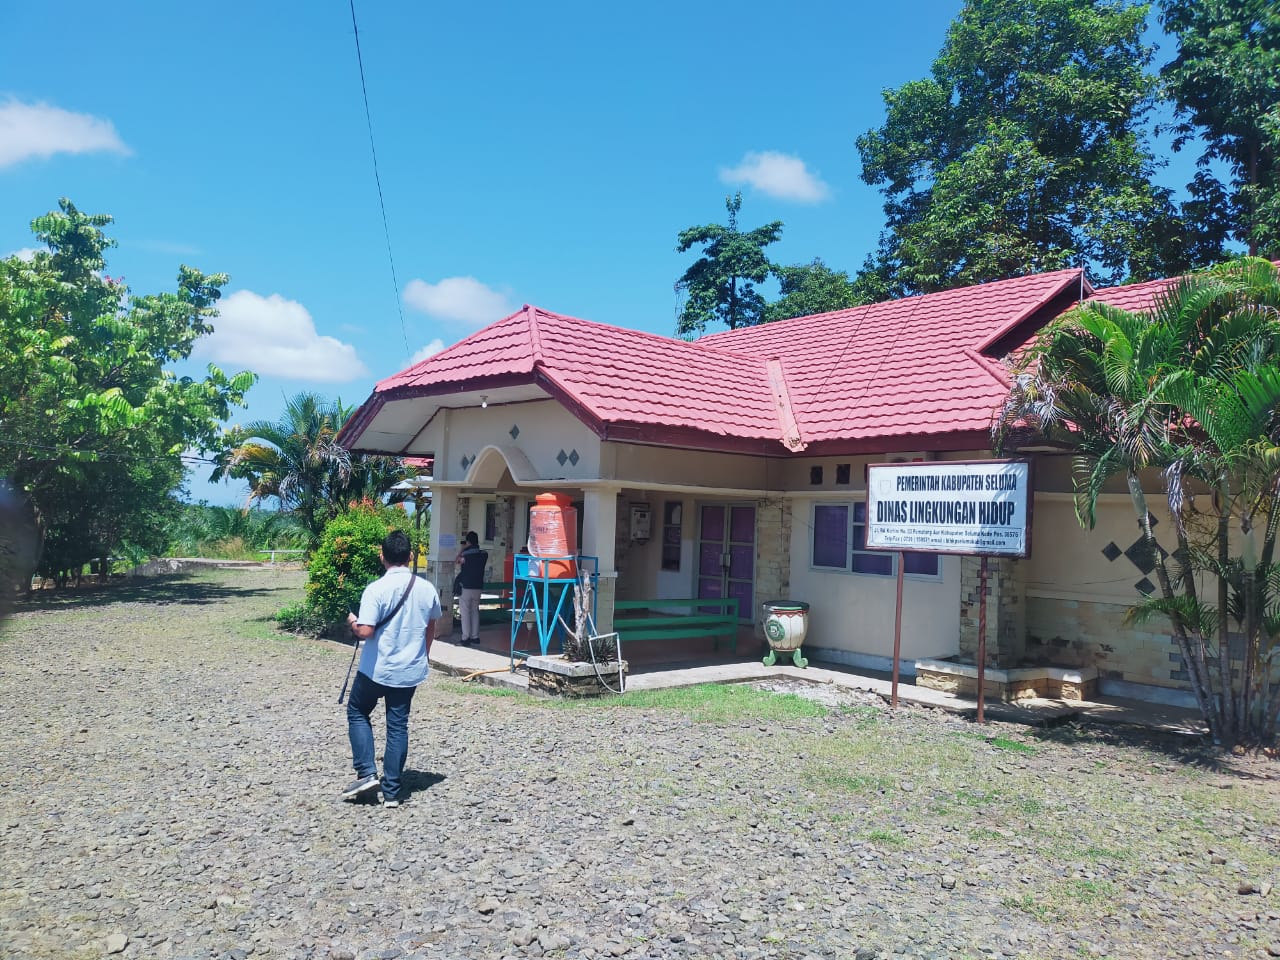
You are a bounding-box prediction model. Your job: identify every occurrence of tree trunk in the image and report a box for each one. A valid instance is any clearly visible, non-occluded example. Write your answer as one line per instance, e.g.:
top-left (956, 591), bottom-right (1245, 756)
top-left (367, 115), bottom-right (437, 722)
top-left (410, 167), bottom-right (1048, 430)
top-left (1216, 481), bottom-right (1237, 736)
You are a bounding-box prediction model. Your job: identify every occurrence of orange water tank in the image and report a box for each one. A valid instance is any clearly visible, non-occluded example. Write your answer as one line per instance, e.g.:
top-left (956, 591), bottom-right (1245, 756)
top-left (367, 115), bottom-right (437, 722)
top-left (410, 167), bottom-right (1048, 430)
top-left (528, 492), bottom-right (577, 578)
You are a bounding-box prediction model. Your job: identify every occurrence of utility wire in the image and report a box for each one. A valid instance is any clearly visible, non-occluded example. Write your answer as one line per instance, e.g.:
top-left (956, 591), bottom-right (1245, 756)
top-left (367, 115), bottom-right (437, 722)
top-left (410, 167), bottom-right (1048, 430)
top-left (0, 436), bottom-right (221, 464)
top-left (348, 0), bottom-right (412, 360)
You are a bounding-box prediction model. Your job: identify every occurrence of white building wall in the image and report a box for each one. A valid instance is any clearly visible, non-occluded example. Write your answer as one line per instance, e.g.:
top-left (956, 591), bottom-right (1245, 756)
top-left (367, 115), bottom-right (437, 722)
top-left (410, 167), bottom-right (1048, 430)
top-left (788, 493), bottom-right (962, 664)
top-left (421, 400), bottom-right (602, 485)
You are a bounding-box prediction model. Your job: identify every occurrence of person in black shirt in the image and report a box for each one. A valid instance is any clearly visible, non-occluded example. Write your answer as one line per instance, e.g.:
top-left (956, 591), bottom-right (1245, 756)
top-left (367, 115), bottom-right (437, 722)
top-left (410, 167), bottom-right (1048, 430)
top-left (454, 531), bottom-right (487, 646)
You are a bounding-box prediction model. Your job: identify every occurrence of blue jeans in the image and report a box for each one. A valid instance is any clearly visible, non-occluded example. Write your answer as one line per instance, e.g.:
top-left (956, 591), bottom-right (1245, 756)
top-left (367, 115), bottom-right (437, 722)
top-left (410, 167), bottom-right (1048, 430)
top-left (346, 671), bottom-right (417, 801)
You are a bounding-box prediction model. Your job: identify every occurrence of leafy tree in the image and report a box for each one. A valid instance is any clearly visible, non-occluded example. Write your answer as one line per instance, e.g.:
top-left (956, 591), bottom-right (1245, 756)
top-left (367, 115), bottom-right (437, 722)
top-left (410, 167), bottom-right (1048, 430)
top-left (996, 258), bottom-right (1280, 747)
top-left (1160, 0), bottom-right (1280, 258)
top-left (856, 0), bottom-right (1204, 296)
top-left (0, 199), bottom-right (256, 578)
top-left (214, 392), bottom-right (409, 548)
top-left (674, 193), bottom-right (783, 336)
top-left (765, 259), bottom-right (868, 322)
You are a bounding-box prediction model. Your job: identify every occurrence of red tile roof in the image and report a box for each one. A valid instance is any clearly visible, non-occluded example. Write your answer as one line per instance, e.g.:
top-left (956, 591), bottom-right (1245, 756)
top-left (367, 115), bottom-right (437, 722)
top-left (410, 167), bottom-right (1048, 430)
top-left (700, 269), bottom-right (1083, 448)
top-left (1087, 275), bottom-right (1180, 313)
top-left (347, 269), bottom-right (1086, 455)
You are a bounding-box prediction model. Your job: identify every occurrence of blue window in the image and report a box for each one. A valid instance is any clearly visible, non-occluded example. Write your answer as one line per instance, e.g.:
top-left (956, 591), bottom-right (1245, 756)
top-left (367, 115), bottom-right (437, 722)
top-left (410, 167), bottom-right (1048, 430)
top-left (811, 502), bottom-right (939, 578)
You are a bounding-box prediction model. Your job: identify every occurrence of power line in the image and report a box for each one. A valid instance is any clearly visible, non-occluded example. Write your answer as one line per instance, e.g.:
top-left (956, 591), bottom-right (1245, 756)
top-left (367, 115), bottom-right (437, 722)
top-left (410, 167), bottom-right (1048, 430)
top-left (0, 436), bottom-right (221, 464)
top-left (348, 0), bottom-right (413, 360)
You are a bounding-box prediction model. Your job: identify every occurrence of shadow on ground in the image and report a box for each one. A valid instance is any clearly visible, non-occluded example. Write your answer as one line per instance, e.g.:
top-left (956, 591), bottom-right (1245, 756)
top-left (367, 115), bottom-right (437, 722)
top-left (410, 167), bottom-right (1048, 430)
top-left (14, 574), bottom-right (281, 613)
top-left (1026, 718), bottom-right (1280, 783)
top-left (342, 770), bottom-right (447, 806)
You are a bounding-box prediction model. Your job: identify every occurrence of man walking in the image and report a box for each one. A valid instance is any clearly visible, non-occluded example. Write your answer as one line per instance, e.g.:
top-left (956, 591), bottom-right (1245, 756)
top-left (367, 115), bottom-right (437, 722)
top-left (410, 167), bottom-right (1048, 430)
top-left (343, 529), bottom-right (441, 807)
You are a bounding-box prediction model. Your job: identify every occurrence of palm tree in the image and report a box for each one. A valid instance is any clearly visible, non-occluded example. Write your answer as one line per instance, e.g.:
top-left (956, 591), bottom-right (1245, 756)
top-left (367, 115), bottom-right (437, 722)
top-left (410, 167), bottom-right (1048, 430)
top-left (996, 257), bottom-right (1280, 745)
top-left (213, 393), bottom-right (407, 547)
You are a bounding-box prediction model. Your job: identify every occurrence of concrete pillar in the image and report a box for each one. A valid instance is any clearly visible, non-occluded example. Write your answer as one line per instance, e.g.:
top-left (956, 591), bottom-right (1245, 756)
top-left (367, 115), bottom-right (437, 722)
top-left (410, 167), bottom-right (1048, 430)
top-left (583, 486), bottom-right (620, 633)
top-left (754, 497), bottom-right (792, 639)
top-left (958, 555), bottom-right (1026, 667)
top-left (426, 487), bottom-right (459, 602)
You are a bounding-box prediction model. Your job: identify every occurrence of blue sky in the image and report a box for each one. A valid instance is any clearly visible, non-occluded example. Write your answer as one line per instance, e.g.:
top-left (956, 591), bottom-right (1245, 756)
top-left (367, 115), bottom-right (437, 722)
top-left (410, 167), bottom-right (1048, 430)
top-left (2, 1), bottom-right (1196, 505)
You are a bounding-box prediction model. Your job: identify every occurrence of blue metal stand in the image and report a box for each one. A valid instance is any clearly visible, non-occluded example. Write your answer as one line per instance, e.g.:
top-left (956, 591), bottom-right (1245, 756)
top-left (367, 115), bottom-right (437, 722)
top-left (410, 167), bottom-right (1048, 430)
top-left (510, 554), bottom-right (598, 666)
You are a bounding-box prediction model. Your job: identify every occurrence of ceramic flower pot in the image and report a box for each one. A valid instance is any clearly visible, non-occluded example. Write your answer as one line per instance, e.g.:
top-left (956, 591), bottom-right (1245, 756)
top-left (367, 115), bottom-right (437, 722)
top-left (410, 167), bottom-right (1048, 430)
top-left (761, 600), bottom-right (809, 668)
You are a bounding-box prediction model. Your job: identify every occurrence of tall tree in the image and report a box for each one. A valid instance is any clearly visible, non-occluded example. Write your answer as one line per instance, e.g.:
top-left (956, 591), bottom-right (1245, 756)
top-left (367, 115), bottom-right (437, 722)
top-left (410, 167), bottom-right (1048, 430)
top-left (0, 200), bottom-right (256, 577)
top-left (856, 0), bottom-right (1203, 296)
top-left (765, 259), bottom-right (868, 322)
top-left (674, 193), bottom-right (783, 336)
top-left (213, 392), bottom-right (408, 547)
top-left (1160, 0), bottom-right (1280, 258)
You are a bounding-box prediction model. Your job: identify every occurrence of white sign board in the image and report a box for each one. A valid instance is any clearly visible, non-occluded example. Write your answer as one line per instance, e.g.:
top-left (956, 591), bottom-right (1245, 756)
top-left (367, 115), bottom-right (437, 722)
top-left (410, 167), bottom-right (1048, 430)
top-left (865, 460), bottom-right (1031, 558)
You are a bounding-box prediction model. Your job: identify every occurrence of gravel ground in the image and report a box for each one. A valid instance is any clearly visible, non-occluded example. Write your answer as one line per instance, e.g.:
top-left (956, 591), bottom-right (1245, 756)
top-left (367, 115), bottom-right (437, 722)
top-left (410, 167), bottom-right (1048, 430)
top-left (2, 567), bottom-right (1279, 960)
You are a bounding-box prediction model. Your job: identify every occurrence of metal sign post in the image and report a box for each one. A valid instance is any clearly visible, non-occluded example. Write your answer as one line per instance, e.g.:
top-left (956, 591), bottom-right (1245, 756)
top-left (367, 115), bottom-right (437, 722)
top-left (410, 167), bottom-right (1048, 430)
top-left (976, 555), bottom-right (988, 724)
top-left (865, 459), bottom-right (1032, 721)
top-left (892, 551), bottom-right (904, 708)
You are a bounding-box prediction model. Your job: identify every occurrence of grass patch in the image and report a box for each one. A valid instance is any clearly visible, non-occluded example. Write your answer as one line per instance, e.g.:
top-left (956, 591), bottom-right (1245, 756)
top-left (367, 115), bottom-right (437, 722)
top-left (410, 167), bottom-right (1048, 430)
top-left (951, 730), bottom-right (1038, 754)
top-left (991, 735), bottom-right (1037, 754)
top-left (1002, 893), bottom-right (1052, 922)
top-left (606, 683), bottom-right (830, 721)
top-left (804, 765), bottom-right (893, 794)
top-left (866, 828), bottom-right (907, 848)
top-left (452, 680), bottom-right (834, 722)
top-left (1004, 877), bottom-right (1119, 924)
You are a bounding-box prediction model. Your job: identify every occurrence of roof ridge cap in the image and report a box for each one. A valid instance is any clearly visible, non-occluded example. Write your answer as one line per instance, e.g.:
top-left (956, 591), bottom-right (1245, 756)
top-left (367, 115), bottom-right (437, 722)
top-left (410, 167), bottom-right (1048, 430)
top-left (973, 269), bottom-right (1090, 354)
top-left (766, 358), bottom-right (806, 451)
top-left (525, 304), bottom-right (545, 365)
top-left (962, 347), bottom-right (1012, 389)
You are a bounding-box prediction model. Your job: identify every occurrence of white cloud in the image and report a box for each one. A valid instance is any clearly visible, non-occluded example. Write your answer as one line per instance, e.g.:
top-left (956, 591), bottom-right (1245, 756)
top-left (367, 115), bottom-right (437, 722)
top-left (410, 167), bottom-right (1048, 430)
top-left (409, 338), bottom-right (446, 365)
top-left (720, 151), bottom-right (831, 203)
top-left (5, 247), bottom-right (38, 261)
top-left (0, 98), bottom-right (131, 169)
top-left (193, 290), bottom-right (368, 383)
top-left (403, 276), bottom-right (514, 327)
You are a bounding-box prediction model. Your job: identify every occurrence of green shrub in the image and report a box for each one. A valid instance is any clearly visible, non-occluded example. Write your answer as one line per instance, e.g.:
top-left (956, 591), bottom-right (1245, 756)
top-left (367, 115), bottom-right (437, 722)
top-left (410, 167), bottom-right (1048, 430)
top-left (274, 601), bottom-right (331, 636)
top-left (303, 500), bottom-right (410, 624)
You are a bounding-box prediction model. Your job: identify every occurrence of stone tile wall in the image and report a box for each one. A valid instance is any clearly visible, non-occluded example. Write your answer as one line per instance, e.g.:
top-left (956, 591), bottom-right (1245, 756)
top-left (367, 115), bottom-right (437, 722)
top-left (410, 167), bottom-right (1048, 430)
top-left (959, 556), bottom-right (1025, 667)
top-left (753, 497), bottom-right (791, 639)
top-left (1026, 595), bottom-right (1186, 690)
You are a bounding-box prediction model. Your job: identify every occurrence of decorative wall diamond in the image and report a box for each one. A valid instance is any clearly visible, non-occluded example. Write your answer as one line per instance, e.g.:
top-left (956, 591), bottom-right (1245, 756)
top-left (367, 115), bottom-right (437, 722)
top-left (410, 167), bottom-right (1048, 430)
top-left (1134, 577), bottom-right (1155, 595)
top-left (509, 424), bottom-right (520, 439)
top-left (556, 449), bottom-right (568, 466)
top-left (568, 449), bottom-right (579, 466)
top-left (1123, 537), bottom-right (1159, 575)
top-left (1101, 541), bottom-right (1122, 562)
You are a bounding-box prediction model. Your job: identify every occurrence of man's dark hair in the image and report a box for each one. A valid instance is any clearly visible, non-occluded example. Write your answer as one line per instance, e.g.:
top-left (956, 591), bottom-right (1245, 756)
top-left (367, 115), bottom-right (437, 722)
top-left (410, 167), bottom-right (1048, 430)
top-left (464, 530), bottom-right (479, 547)
top-left (382, 529), bottom-right (412, 565)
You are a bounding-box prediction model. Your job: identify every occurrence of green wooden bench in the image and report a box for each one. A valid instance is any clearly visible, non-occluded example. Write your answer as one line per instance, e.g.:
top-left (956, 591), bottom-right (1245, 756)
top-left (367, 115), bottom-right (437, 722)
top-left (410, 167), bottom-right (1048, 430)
top-left (612, 597), bottom-right (740, 653)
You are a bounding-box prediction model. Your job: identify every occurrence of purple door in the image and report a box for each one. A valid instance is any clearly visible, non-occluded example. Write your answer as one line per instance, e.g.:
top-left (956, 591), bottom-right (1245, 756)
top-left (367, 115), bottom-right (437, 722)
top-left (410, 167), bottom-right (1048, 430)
top-left (697, 504), bottom-right (755, 620)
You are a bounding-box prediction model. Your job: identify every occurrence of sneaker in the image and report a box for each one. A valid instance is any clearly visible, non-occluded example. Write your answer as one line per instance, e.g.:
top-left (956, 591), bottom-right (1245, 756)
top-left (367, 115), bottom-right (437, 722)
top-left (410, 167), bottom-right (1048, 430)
top-left (382, 797), bottom-right (401, 809)
top-left (341, 773), bottom-right (379, 799)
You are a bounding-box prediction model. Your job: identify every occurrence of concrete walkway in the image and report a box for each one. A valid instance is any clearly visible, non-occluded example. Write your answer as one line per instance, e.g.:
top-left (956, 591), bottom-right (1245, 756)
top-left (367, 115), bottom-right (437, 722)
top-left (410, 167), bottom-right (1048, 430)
top-left (428, 636), bottom-right (1208, 738)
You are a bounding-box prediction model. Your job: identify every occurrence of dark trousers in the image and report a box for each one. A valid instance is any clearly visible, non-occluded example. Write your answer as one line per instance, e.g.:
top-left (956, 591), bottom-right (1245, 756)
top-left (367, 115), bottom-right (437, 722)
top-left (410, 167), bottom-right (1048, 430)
top-left (346, 671), bottom-right (416, 801)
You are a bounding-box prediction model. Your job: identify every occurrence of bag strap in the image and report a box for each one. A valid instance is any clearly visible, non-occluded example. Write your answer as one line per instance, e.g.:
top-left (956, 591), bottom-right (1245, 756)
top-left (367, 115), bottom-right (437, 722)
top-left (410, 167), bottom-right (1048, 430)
top-left (372, 574), bottom-right (416, 632)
